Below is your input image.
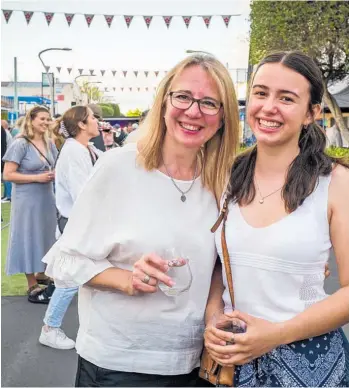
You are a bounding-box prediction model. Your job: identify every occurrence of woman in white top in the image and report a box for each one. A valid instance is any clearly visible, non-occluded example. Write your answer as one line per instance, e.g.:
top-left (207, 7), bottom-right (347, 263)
top-left (205, 51), bottom-right (349, 386)
top-left (39, 106), bottom-right (101, 351)
top-left (42, 54), bottom-right (240, 386)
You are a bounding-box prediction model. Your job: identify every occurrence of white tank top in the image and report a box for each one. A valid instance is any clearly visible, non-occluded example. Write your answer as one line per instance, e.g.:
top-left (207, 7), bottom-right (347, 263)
top-left (215, 175), bottom-right (332, 323)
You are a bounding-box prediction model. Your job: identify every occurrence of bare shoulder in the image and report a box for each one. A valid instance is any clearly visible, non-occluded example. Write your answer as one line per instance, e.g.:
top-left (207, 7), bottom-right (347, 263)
top-left (329, 164), bottom-right (349, 208)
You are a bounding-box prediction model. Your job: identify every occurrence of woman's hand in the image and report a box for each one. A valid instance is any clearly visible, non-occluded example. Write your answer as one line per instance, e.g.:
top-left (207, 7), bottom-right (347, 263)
top-left (131, 253), bottom-right (175, 294)
top-left (205, 310), bottom-right (283, 366)
top-left (35, 171), bottom-right (55, 183)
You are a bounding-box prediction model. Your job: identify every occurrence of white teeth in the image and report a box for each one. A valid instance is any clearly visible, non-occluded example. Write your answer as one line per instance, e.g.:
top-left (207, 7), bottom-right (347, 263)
top-left (259, 119), bottom-right (281, 128)
top-left (180, 123), bottom-right (201, 131)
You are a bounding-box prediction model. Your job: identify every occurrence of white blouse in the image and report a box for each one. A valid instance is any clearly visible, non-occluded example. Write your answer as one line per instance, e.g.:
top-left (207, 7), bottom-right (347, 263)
top-left (43, 143), bottom-right (218, 375)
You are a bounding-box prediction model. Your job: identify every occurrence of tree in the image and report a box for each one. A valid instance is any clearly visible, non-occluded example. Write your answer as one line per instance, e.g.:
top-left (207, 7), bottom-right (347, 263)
top-left (249, 1), bottom-right (349, 143)
top-left (79, 81), bottom-right (103, 104)
top-left (125, 108), bottom-right (143, 117)
top-left (99, 105), bottom-right (114, 118)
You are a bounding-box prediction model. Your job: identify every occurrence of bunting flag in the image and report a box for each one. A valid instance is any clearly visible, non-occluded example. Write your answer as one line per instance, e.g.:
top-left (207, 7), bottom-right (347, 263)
top-left (67, 68), bottom-right (72, 74)
top-left (112, 70), bottom-right (117, 77)
top-left (113, 87), bottom-right (116, 92)
top-left (202, 16), bottom-right (212, 28)
top-left (182, 16), bottom-right (192, 28)
top-left (78, 68), bottom-right (84, 75)
top-left (100, 70), bottom-right (105, 76)
top-left (23, 11), bottom-right (34, 25)
top-left (104, 87), bottom-right (108, 92)
top-left (2, 10), bottom-right (13, 23)
top-left (85, 14), bottom-right (94, 27)
top-left (145, 87), bottom-right (148, 92)
top-left (163, 16), bottom-right (172, 28)
top-left (56, 67), bottom-right (62, 73)
top-left (123, 71), bottom-right (127, 77)
top-left (65, 13), bottom-right (74, 26)
top-left (144, 71), bottom-right (149, 77)
top-left (124, 15), bottom-right (133, 28)
top-left (134, 71), bottom-right (138, 77)
top-left (121, 87), bottom-right (124, 92)
top-left (137, 87), bottom-right (140, 92)
top-left (143, 16), bottom-right (153, 28)
top-left (104, 14), bottom-right (114, 28)
top-left (89, 69), bottom-right (94, 76)
top-left (154, 71), bottom-right (159, 77)
top-left (129, 87), bottom-right (132, 92)
top-left (44, 12), bottom-right (54, 26)
top-left (222, 15), bottom-right (231, 28)
top-left (45, 66), bottom-right (50, 72)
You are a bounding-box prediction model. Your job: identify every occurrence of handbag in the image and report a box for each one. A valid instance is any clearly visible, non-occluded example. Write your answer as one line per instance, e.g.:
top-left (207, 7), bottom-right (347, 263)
top-left (199, 198), bottom-right (236, 387)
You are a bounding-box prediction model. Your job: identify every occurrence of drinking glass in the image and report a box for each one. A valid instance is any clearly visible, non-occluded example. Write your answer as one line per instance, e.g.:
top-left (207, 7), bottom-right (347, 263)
top-left (158, 247), bottom-right (193, 297)
top-left (211, 309), bottom-right (246, 343)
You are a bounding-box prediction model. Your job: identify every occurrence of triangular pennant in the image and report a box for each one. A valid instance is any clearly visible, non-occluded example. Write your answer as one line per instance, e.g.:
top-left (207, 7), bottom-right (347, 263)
top-left (85, 14), bottom-right (94, 27)
top-left (45, 66), bottom-right (50, 72)
top-left (154, 71), bottom-right (159, 77)
top-left (144, 71), bottom-right (149, 77)
top-left (202, 16), bottom-right (212, 28)
top-left (182, 16), bottom-right (192, 28)
top-left (23, 11), bottom-right (34, 25)
top-left (113, 87), bottom-right (116, 92)
top-left (121, 87), bottom-right (124, 92)
top-left (78, 69), bottom-right (84, 75)
top-left (67, 68), bottom-right (72, 74)
top-left (134, 71), bottom-right (138, 77)
top-left (164, 71), bottom-right (168, 74)
top-left (143, 16), bottom-right (153, 28)
top-left (100, 70), bottom-right (105, 76)
top-left (2, 10), bottom-right (13, 23)
top-left (129, 87), bottom-right (132, 92)
top-left (65, 13), bottom-right (75, 26)
top-left (123, 71), bottom-right (127, 77)
top-left (137, 87), bottom-right (140, 92)
top-left (154, 87), bottom-right (156, 91)
top-left (124, 15), bottom-right (133, 28)
top-left (162, 16), bottom-right (172, 28)
top-left (145, 87), bottom-right (148, 92)
top-left (112, 70), bottom-right (117, 77)
top-left (56, 67), bottom-right (62, 73)
top-left (222, 15), bottom-right (231, 28)
top-left (44, 12), bottom-right (54, 26)
top-left (104, 15), bottom-right (114, 28)
top-left (89, 69), bottom-right (94, 76)
top-left (104, 87), bottom-right (108, 92)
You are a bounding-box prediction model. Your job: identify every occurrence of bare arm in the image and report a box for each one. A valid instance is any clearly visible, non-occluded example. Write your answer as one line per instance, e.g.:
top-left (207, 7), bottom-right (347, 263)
top-left (3, 161), bottom-right (54, 184)
top-left (86, 267), bottom-right (134, 295)
top-left (205, 260), bottom-right (224, 325)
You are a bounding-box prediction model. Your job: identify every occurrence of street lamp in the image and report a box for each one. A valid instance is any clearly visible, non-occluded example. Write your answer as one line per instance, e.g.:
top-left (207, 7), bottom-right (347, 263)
top-left (74, 74), bottom-right (96, 104)
top-left (38, 47), bottom-right (72, 115)
top-left (85, 81), bottom-right (102, 104)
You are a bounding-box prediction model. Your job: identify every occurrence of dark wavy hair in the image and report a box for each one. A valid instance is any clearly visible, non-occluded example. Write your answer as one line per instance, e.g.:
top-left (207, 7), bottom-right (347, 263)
top-left (52, 105), bottom-right (89, 139)
top-left (227, 51), bottom-right (348, 213)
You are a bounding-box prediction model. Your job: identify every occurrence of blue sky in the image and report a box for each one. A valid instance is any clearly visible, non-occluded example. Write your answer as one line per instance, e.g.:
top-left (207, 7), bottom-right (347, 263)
top-left (1, 0), bottom-right (251, 111)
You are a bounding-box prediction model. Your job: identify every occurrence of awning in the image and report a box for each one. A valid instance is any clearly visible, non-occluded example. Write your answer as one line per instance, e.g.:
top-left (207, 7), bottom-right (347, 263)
top-left (4, 96), bottom-right (57, 105)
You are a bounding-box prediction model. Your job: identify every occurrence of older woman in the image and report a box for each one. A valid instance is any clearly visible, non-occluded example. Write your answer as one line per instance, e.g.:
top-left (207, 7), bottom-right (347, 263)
top-left (43, 54), bottom-right (240, 386)
top-left (3, 106), bottom-right (57, 303)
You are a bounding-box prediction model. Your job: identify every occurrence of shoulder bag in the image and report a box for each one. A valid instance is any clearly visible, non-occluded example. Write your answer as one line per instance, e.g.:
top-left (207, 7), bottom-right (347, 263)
top-left (199, 198), bottom-right (236, 387)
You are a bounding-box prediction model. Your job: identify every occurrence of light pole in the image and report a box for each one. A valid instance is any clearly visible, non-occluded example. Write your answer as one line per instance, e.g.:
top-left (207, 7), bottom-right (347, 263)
top-left (74, 74), bottom-right (96, 104)
top-left (38, 47), bottom-right (72, 115)
top-left (85, 81), bottom-right (102, 104)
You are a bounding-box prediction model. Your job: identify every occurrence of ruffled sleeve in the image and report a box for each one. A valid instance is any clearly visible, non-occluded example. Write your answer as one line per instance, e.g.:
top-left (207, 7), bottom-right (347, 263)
top-left (43, 150), bottom-right (119, 288)
top-left (2, 138), bottom-right (28, 165)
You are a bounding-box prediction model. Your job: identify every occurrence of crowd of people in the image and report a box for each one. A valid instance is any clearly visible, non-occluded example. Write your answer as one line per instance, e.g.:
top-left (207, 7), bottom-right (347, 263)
top-left (1, 51), bottom-right (349, 387)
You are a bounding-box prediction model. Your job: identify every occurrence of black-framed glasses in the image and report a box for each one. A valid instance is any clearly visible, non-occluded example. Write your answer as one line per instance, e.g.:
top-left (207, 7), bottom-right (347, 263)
top-left (169, 91), bottom-right (222, 116)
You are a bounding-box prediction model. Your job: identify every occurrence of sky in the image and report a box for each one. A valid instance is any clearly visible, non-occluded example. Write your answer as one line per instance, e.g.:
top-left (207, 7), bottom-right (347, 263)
top-left (1, 0), bottom-right (251, 112)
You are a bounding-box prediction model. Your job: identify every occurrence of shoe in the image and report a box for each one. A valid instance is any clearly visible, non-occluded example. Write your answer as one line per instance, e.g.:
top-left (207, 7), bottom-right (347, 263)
top-left (1, 197), bottom-right (10, 203)
top-left (39, 326), bottom-right (75, 350)
top-left (27, 284), bottom-right (51, 304)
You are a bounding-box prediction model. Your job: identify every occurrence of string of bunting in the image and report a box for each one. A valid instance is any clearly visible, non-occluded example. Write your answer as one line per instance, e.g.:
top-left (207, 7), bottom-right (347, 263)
top-left (101, 86), bottom-right (158, 92)
top-left (2, 10), bottom-right (237, 28)
top-left (48, 67), bottom-right (169, 77)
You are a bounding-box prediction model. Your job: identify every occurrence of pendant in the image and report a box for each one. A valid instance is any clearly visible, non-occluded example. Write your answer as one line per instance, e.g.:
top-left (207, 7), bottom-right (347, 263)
top-left (181, 194), bottom-right (186, 202)
top-left (259, 199), bottom-right (264, 204)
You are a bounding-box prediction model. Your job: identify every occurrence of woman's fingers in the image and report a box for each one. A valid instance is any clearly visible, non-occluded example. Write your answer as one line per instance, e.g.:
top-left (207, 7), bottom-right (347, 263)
top-left (134, 254), bottom-right (174, 287)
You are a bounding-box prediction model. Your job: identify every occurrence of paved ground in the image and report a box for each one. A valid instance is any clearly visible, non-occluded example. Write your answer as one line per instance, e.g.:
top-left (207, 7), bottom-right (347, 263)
top-left (2, 250), bottom-right (349, 387)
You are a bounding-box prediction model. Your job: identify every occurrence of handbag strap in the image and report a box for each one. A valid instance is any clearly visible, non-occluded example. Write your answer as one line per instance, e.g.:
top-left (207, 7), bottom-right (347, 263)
top-left (211, 198), bottom-right (234, 307)
top-left (23, 136), bottom-right (53, 168)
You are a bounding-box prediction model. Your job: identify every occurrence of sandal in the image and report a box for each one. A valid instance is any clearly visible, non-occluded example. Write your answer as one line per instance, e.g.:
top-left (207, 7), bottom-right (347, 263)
top-left (27, 284), bottom-right (50, 304)
top-left (35, 276), bottom-right (51, 285)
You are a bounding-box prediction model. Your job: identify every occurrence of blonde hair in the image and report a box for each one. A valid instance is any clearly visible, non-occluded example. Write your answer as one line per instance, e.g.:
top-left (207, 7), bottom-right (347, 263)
top-left (14, 116), bottom-right (25, 130)
top-left (138, 54), bottom-right (240, 201)
top-left (20, 106), bottom-right (51, 145)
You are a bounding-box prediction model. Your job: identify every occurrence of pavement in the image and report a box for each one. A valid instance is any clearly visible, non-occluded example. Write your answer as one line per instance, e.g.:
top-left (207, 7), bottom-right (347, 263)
top-left (2, 250), bottom-right (349, 387)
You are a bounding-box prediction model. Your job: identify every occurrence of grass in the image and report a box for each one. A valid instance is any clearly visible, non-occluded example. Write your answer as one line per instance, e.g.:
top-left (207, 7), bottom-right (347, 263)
top-left (1, 202), bottom-right (27, 296)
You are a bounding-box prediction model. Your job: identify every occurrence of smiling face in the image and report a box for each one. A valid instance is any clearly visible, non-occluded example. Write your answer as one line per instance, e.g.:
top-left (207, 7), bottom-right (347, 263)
top-left (31, 111), bottom-right (51, 135)
top-left (163, 65), bottom-right (223, 150)
top-left (247, 63), bottom-right (317, 148)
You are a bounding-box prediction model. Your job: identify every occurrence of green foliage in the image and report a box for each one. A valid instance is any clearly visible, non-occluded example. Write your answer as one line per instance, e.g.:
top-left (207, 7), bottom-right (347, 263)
top-left (98, 103), bottom-right (121, 117)
top-left (326, 146), bottom-right (349, 161)
top-left (125, 108), bottom-right (143, 117)
top-left (99, 105), bottom-right (114, 118)
top-left (250, 1), bottom-right (349, 84)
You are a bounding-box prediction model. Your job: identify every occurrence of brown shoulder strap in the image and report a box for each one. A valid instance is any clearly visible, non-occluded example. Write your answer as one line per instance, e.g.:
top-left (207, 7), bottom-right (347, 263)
top-left (211, 198), bottom-right (234, 307)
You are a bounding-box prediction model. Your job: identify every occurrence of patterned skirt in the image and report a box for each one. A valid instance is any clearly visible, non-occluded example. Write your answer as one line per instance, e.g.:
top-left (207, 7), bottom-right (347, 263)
top-left (234, 329), bottom-right (349, 387)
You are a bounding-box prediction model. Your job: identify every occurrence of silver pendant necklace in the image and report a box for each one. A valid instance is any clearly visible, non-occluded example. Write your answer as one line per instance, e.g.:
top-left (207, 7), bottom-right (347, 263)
top-left (255, 180), bottom-right (283, 204)
top-left (161, 155), bottom-right (198, 202)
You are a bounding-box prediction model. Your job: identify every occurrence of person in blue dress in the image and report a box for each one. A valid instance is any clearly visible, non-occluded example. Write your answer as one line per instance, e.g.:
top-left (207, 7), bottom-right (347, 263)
top-left (3, 106), bottom-right (58, 303)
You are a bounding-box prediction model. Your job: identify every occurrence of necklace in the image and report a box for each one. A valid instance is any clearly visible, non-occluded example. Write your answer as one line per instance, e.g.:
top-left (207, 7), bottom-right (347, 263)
top-left (255, 180), bottom-right (283, 204)
top-left (161, 155), bottom-right (198, 202)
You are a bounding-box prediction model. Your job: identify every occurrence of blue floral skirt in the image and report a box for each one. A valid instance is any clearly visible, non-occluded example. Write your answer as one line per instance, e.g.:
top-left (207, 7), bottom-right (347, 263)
top-left (234, 329), bottom-right (349, 387)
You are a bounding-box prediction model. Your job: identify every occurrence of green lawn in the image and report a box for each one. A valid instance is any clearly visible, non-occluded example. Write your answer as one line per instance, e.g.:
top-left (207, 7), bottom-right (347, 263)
top-left (1, 202), bottom-right (27, 296)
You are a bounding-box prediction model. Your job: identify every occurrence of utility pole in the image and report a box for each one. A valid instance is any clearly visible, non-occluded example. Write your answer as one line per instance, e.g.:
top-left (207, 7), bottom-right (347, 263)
top-left (14, 57), bottom-right (19, 119)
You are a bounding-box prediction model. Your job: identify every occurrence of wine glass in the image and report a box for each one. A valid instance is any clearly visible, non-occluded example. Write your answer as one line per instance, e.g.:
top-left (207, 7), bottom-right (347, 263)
top-left (158, 247), bottom-right (193, 297)
top-left (211, 309), bottom-right (246, 343)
